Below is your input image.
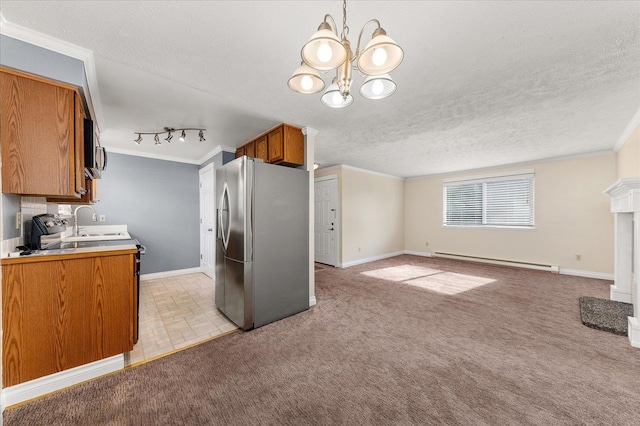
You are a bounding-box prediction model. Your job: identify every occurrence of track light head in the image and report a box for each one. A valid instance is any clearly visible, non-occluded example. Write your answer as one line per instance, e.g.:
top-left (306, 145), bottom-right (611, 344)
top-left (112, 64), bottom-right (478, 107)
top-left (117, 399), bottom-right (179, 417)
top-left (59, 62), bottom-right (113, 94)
top-left (154, 134), bottom-right (161, 145)
top-left (165, 132), bottom-right (173, 143)
top-left (179, 130), bottom-right (186, 142)
top-left (134, 134), bottom-right (143, 144)
top-left (199, 130), bottom-right (206, 142)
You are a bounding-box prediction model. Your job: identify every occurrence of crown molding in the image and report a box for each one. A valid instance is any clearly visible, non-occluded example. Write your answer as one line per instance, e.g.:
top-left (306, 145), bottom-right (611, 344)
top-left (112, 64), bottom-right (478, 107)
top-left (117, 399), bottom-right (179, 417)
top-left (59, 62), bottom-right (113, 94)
top-left (0, 13), bottom-right (105, 130)
top-left (614, 107), bottom-right (640, 152)
top-left (406, 150), bottom-right (615, 181)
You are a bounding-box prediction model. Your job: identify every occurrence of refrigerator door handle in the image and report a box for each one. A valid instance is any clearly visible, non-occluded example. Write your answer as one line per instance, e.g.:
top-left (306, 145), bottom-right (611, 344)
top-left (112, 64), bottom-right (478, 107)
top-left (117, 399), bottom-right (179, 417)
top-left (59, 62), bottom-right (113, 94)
top-left (220, 182), bottom-right (231, 251)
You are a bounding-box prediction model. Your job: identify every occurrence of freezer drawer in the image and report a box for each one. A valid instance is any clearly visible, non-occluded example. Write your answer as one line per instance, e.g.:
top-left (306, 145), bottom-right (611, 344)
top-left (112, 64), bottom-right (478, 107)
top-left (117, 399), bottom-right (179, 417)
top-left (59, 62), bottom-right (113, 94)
top-left (222, 257), bottom-right (253, 329)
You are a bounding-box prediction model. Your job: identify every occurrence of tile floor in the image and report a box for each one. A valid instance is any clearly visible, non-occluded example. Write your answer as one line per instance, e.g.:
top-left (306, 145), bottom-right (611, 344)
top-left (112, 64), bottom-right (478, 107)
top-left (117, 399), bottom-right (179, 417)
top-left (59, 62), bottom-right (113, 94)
top-left (125, 273), bottom-right (238, 366)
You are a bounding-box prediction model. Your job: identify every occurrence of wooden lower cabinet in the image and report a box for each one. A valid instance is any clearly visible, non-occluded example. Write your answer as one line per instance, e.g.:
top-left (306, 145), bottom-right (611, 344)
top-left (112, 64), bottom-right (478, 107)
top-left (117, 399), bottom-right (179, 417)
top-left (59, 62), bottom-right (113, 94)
top-left (2, 251), bottom-right (135, 387)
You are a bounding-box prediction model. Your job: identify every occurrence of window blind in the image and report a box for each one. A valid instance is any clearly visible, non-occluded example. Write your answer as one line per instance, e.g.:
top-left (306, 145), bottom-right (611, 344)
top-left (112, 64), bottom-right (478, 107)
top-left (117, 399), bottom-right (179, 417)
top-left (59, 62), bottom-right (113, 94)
top-left (443, 172), bottom-right (534, 227)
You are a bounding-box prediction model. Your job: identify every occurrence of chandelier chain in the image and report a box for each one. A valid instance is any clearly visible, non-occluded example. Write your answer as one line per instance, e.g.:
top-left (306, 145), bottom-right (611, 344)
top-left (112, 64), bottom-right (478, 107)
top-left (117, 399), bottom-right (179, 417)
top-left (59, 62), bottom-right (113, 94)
top-left (341, 0), bottom-right (349, 40)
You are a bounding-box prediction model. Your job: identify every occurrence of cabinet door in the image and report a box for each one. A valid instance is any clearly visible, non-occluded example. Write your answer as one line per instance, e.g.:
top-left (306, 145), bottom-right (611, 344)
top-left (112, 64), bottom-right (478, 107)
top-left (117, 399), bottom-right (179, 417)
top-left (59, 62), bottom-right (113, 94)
top-left (2, 254), bottom-right (134, 387)
top-left (255, 136), bottom-right (268, 163)
top-left (1, 70), bottom-right (77, 196)
top-left (268, 126), bottom-right (284, 163)
top-left (245, 141), bottom-right (256, 158)
top-left (85, 255), bottom-right (134, 360)
top-left (47, 178), bottom-right (97, 205)
top-left (235, 146), bottom-right (245, 158)
top-left (282, 125), bottom-right (304, 166)
top-left (74, 93), bottom-right (86, 195)
top-left (2, 260), bottom-right (89, 387)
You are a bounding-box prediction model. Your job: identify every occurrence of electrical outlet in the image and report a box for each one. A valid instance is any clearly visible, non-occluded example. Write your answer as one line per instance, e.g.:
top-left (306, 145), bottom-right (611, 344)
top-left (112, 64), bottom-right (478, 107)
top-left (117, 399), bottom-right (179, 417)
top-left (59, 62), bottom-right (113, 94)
top-left (99, 214), bottom-right (106, 223)
top-left (358, 247), bottom-right (361, 252)
top-left (15, 212), bottom-right (21, 229)
top-left (575, 254), bottom-right (582, 261)
top-left (425, 242), bottom-right (429, 247)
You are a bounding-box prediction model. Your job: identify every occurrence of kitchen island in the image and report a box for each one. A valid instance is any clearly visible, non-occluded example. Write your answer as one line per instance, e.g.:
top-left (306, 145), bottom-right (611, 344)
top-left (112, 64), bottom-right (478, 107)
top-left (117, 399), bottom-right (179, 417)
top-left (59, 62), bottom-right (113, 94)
top-left (1, 242), bottom-right (138, 395)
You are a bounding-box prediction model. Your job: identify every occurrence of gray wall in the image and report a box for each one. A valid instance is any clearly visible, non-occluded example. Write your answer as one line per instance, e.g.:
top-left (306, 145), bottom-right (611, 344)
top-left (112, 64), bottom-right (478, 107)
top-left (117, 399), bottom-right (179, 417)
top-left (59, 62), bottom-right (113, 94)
top-left (73, 153), bottom-right (200, 274)
top-left (200, 151), bottom-right (236, 169)
top-left (0, 35), bottom-right (89, 102)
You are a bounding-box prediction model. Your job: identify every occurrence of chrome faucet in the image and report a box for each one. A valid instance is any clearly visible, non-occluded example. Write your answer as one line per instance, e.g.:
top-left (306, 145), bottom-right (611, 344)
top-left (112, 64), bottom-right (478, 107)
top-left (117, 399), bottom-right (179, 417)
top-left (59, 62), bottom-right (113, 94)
top-left (73, 205), bottom-right (97, 236)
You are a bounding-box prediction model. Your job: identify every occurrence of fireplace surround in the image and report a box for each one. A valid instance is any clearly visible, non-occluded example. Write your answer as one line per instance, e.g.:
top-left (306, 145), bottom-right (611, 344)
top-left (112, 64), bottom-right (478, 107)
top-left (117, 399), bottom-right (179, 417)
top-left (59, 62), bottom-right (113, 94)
top-left (604, 177), bottom-right (640, 348)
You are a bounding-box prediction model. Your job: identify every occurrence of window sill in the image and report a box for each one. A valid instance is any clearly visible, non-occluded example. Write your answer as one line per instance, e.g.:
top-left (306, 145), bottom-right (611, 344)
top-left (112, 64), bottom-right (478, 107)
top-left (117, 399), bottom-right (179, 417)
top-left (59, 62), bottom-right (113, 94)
top-left (442, 224), bottom-right (536, 231)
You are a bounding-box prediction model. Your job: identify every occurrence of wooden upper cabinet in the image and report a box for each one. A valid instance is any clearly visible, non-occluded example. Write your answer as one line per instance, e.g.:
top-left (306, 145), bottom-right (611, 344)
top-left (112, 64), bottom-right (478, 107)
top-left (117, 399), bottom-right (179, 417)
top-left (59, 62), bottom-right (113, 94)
top-left (255, 136), bottom-right (268, 163)
top-left (235, 123), bottom-right (303, 166)
top-left (0, 68), bottom-right (86, 197)
top-left (268, 124), bottom-right (304, 167)
top-left (244, 140), bottom-right (256, 158)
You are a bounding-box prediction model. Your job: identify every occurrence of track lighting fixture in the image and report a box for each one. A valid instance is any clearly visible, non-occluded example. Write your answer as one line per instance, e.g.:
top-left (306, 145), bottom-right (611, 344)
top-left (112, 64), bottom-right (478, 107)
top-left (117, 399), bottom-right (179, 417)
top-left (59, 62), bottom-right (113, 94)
top-left (133, 127), bottom-right (206, 145)
top-left (289, 0), bottom-right (403, 108)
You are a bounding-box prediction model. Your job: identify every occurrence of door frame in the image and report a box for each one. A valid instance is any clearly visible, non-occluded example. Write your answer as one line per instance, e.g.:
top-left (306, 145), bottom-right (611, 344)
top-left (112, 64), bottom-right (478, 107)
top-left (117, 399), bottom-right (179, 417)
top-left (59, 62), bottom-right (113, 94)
top-left (199, 163), bottom-right (215, 278)
top-left (314, 174), bottom-right (340, 267)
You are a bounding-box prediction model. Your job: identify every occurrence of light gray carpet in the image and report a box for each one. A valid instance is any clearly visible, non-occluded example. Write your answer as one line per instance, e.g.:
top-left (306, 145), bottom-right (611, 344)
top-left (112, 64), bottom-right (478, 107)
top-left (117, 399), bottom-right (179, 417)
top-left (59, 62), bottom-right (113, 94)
top-left (579, 296), bottom-right (633, 335)
top-left (5, 255), bottom-right (640, 425)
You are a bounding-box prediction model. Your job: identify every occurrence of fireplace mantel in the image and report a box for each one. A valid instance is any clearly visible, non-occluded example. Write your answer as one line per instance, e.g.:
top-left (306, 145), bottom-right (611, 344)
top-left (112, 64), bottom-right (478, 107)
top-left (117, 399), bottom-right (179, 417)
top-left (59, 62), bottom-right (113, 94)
top-left (604, 177), bottom-right (640, 348)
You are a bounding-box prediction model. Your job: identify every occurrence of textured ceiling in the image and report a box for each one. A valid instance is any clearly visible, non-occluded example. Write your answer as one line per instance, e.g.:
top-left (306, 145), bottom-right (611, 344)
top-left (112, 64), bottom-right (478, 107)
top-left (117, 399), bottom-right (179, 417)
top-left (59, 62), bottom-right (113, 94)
top-left (1, 1), bottom-right (639, 177)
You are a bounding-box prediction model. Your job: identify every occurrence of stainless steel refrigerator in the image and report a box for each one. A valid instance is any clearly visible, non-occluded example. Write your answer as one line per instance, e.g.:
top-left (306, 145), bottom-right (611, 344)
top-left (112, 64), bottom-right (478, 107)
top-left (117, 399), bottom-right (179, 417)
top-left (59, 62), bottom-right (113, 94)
top-left (215, 156), bottom-right (309, 330)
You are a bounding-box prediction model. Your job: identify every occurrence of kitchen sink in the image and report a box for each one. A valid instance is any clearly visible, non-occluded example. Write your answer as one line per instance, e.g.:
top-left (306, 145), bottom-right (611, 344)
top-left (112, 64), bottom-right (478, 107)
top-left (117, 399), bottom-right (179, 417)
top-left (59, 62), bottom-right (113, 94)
top-left (61, 225), bottom-right (131, 242)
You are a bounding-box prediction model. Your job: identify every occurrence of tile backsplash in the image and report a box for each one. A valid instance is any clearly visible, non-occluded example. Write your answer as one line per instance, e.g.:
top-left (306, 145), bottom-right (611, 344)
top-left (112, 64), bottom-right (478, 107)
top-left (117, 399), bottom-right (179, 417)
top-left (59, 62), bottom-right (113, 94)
top-left (1, 196), bottom-right (48, 256)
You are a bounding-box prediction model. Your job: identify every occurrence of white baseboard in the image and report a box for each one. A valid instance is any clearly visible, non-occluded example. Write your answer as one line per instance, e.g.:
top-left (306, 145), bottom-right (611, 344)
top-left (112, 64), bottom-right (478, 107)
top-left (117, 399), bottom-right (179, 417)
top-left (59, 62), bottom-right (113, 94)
top-left (341, 251), bottom-right (405, 268)
top-left (309, 296), bottom-right (317, 307)
top-left (558, 268), bottom-right (614, 281)
top-left (140, 267), bottom-right (203, 281)
top-left (1, 355), bottom-right (124, 408)
top-left (404, 250), bottom-right (432, 257)
top-left (629, 317), bottom-right (640, 348)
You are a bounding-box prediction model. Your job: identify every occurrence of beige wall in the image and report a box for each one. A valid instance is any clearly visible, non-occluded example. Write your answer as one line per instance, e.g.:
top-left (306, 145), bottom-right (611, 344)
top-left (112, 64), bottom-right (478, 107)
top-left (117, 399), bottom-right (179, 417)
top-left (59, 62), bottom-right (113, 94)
top-left (314, 166), bottom-right (404, 265)
top-left (405, 154), bottom-right (616, 274)
top-left (617, 123), bottom-right (640, 179)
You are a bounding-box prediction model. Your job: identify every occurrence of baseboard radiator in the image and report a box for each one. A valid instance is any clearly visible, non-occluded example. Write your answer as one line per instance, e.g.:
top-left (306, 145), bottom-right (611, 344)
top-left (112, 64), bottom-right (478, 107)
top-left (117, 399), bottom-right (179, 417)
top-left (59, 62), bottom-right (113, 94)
top-left (433, 252), bottom-right (559, 273)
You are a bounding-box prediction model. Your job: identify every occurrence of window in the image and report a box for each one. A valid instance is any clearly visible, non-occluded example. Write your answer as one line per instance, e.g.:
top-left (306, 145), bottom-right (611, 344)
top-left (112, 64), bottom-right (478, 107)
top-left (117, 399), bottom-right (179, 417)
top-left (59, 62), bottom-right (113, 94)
top-left (443, 170), bottom-right (534, 228)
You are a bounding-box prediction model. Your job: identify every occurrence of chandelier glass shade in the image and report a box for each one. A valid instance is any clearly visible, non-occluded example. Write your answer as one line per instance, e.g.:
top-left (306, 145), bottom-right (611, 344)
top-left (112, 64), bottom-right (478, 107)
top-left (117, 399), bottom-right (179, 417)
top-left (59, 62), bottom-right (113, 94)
top-left (289, 0), bottom-right (403, 108)
top-left (359, 74), bottom-right (396, 99)
top-left (133, 127), bottom-right (206, 145)
top-left (287, 62), bottom-right (325, 94)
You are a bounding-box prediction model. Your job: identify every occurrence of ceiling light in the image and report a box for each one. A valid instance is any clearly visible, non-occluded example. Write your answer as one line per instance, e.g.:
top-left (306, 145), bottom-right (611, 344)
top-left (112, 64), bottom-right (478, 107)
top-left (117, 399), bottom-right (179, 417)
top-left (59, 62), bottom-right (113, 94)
top-left (359, 74), bottom-right (396, 99)
top-left (321, 81), bottom-right (353, 108)
top-left (290, 0), bottom-right (403, 107)
top-left (132, 127), bottom-right (206, 145)
top-left (288, 62), bottom-right (325, 94)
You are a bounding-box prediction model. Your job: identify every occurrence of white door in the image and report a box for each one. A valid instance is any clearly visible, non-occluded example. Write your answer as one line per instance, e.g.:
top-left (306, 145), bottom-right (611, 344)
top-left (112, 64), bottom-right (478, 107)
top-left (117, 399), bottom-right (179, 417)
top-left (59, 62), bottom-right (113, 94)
top-left (314, 176), bottom-right (338, 266)
top-left (199, 165), bottom-right (215, 278)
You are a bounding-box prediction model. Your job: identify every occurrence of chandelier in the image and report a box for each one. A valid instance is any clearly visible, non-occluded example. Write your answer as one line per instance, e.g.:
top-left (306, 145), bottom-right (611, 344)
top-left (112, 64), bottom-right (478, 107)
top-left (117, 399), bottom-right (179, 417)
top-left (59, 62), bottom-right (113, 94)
top-left (133, 127), bottom-right (206, 145)
top-left (288, 0), bottom-right (403, 108)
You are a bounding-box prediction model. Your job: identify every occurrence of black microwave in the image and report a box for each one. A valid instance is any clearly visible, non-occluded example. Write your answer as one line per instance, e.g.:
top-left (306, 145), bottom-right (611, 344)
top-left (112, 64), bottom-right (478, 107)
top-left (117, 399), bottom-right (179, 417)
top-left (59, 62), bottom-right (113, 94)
top-left (84, 118), bottom-right (107, 179)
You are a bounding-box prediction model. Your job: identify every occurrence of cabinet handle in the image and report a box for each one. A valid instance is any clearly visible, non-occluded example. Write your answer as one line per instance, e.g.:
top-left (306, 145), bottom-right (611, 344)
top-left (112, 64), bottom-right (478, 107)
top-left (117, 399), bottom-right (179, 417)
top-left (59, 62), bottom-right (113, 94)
top-left (208, 228), bottom-right (213, 232)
